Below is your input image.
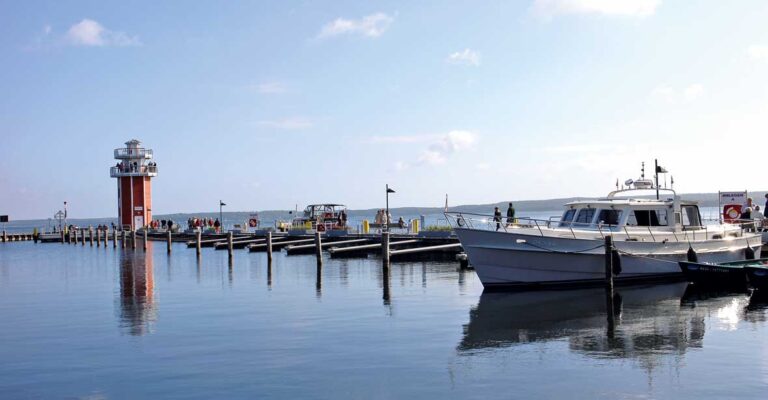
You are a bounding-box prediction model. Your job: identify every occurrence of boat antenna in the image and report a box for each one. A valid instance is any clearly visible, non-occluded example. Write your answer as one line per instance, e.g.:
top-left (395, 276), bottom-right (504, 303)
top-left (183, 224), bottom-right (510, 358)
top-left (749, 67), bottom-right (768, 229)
top-left (615, 178), bottom-right (619, 191)
top-left (671, 176), bottom-right (674, 189)
top-left (654, 159), bottom-right (659, 200)
top-left (641, 162), bottom-right (645, 179)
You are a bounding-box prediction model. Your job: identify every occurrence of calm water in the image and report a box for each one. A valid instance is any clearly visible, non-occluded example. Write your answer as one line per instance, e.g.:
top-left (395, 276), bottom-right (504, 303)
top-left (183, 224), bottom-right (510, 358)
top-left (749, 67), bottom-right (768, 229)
top-left (1, 241), bottom-right (767, 399)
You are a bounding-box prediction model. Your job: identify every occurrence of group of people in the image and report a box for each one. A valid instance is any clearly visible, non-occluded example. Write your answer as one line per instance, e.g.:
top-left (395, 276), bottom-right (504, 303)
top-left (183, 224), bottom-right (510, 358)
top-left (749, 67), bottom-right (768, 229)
top-left (185, 217), bottom-right (222, 232)
top-left (493, 202), bottom-right (516, 231)
top-left (374, 209), bottom-right (392, 225)
top-left (148, 219), bottom-right (177, 231)
top-left (115, 161), bottom-right (157, 173)
top-left (740, 195), bottom-right (767, 231)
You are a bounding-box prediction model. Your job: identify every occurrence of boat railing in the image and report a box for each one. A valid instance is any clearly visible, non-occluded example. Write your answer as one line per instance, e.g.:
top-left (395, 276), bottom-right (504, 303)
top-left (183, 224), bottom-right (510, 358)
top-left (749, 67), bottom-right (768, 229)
top-left (444, 212), bottom-right (751, 242)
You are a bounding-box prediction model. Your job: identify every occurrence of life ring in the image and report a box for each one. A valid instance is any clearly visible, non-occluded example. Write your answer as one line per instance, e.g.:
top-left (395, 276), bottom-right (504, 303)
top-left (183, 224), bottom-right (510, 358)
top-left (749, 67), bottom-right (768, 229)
top-left (457, 216), bottom-right (465, 227)
top-left (317, 224), bottom-right (326, 232)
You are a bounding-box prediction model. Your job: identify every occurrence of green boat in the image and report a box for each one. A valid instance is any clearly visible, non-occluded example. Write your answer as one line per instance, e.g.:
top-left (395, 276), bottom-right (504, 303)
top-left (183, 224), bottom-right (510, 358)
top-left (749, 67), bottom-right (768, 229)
top-left (678, 258), bottom-right (768, 288)
top-left (744, 261), bottom-right (768, 291)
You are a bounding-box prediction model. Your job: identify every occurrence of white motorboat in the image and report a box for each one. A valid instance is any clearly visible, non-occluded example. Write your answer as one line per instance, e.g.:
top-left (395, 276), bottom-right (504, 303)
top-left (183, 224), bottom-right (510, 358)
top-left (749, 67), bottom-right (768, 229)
top-left (446, 166), bottom-right (763, 289)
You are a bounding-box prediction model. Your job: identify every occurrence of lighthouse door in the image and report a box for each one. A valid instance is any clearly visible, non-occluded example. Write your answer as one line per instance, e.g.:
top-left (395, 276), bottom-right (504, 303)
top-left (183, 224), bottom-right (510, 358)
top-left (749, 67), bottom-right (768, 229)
top-left (134, 216), bottom-right (144, 229)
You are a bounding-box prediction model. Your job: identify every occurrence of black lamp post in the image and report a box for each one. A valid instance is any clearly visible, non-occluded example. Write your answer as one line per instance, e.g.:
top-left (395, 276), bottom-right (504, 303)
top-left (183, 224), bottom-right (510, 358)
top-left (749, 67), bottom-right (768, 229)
top-left (219, 200), bottom-right (226, 232)
top-left (386, 184), bottom-right (395, 231)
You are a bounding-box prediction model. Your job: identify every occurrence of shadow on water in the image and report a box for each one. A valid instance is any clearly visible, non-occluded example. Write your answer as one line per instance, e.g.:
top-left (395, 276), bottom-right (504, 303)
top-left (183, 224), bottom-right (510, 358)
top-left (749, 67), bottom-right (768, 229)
top-left (457, 282), bottom-right (755, 365)
top-left (116, 245), bottom-right (156, 336)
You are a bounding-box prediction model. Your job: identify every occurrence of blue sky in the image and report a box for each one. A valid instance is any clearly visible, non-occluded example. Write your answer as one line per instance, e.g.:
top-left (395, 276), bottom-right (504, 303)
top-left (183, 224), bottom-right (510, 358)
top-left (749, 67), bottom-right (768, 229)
top-left (2, 0), bottom-right (768, 219)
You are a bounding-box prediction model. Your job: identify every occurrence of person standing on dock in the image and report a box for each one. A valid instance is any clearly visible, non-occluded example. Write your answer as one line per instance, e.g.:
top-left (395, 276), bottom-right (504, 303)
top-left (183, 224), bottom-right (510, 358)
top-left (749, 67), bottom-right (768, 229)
top-left (506, 202), bottom-right (516, 225)
top-left (493, 207), bottom-right (502, 231)
top-left (214, 218), bottom-right (221, 233)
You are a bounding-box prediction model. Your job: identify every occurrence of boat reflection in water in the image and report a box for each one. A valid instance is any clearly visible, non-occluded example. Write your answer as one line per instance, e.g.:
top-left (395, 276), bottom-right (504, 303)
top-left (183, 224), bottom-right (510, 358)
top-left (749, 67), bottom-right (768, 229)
top-left (458, 283), bottom-right (751, 363)
top-left (116, 247), bottom-right (156, 336)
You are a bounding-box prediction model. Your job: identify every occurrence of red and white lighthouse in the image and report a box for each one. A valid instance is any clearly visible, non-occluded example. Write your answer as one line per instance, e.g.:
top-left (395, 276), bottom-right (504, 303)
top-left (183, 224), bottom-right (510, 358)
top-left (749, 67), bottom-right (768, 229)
top-left (110, 139), bottom-right (157, 230)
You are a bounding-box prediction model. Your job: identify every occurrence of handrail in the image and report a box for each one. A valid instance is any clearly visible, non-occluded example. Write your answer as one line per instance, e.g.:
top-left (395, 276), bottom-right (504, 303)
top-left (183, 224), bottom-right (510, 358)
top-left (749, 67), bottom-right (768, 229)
top-left (114, 148), bottom-right (153, 158)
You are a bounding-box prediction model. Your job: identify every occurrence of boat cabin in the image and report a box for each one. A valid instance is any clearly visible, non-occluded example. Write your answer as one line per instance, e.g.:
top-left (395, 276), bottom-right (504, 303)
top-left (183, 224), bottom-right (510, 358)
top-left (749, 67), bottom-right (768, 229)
top-left (292, 204), bottom-right (348, 231)
top-left (558, 188), bottom-right (703, 233)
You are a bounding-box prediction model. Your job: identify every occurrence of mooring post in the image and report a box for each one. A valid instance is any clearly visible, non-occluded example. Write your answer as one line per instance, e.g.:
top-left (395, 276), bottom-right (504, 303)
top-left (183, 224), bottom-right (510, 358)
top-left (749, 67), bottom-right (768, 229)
top-left (266, 231), bottom-right (273, 263)
top-left (73, 229), bottom-right (78, 244)
top-left (382, 231), bottom-right (391, 267)
top-left (604, 236), bottom-right (614, 291)
top-left (96, 229), bottom-right (101, 247)
top-left (68, 229), bottom-right (73, 244)
top-left (131, 230), bottom-right (137, 250)
top-left (81, 229), bottom-right (86, 246)
top-left (112, 229), bottom-right (117, 248)
top-left (89, 227), bottom-right (94, 246)
top-left (121, 230), bottom-right (126, 248)
top-left (143, 228), bottom-right (148, 251)
top-left (314, 231), bottom-right (323, 266)
top-left (166, 230), bottom-right (172, 254)
top-left (227, 231), bottom-right (234, 259)
top-left (604, 235), bottom-right (616, 337)
top-left (195, 230), bottom-right (202, 257)
top-left (1, 230), bottom-right (5, 243)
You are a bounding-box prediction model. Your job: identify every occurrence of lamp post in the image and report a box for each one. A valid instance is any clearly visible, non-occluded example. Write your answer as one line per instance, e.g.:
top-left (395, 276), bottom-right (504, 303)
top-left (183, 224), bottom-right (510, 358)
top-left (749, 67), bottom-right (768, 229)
top-left (385, 184), bottom-right (395, 231)
top-left (219, 200), bottom-right (226, 233)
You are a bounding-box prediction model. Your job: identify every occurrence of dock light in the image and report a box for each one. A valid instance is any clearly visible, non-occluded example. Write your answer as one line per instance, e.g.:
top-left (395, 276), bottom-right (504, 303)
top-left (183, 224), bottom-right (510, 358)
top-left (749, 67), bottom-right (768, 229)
top-left (385, 184), bottom-right (395, 232)
top-left (219, 200), bottom-right (226, 232)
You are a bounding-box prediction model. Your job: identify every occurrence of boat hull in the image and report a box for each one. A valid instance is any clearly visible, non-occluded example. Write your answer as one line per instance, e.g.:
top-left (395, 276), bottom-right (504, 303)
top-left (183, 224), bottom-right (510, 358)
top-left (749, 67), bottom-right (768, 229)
top-left (455, 228), bottom-right (763, 289)
top-left (678, 261), bottom-right (747, 288)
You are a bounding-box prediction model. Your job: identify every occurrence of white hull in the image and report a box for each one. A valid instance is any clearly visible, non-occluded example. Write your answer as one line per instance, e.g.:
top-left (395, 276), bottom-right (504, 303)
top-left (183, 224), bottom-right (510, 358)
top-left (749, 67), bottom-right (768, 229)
top-left (455, 228), bottom-right (763, 289)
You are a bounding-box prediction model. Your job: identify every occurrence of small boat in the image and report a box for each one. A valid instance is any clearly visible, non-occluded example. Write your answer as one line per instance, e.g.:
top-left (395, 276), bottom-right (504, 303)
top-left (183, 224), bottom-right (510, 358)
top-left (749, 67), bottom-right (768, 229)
top-left (678, 259), bottom-right (759, 288)
top-left (744, 261), bottom-right (768, 291)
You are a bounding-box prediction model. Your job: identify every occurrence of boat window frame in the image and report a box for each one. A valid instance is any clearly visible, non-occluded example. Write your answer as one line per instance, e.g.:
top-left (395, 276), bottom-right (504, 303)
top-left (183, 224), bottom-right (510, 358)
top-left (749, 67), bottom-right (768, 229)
top-left (596, 208), bottom-right (623, 227)
top-left (559, 209), bottom-right (577, 227)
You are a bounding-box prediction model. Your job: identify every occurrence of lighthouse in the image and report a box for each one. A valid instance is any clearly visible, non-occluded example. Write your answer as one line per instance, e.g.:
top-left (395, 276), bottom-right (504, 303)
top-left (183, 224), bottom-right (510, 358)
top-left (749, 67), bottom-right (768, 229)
top-left (110, 140), bottom-right (158, 230)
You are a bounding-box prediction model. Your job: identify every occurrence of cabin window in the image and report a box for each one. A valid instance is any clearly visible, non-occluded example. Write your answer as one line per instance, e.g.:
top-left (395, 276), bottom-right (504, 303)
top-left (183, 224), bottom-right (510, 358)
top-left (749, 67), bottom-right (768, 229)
top-left (559, 209), bottom-right (576, 227)
top-left (574, 208), bottom-right (596, 225)
top-left (682, 205), bottom-right (702, 228)
top-left (596, 209), bottom-right (622, 226)
top-left (627, 209), bottom-right (668, 227)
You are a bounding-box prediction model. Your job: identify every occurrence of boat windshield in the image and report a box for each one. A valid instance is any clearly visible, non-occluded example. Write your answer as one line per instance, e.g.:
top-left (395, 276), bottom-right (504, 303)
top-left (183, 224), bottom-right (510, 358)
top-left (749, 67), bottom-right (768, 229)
top-left (559, 209), bottom-right (576, 227)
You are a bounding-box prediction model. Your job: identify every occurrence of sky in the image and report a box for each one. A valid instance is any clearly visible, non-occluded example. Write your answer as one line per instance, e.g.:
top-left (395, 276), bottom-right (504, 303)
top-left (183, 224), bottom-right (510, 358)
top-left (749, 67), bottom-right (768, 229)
top-left (2, 0), bottom-right (768, 219)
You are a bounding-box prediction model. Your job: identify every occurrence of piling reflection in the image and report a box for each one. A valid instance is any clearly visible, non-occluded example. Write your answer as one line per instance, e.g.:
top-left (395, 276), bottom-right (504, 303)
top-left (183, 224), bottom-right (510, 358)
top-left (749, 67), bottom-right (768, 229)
top-left (117, 247), bottom-right (156, 336)
top-left (457, 283), bottom-right (751, 364)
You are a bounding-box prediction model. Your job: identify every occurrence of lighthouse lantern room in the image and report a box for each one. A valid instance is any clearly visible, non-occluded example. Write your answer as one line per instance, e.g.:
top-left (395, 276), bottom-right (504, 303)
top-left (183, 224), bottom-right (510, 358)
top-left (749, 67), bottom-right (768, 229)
top-left (110, 139), bottom-right (157, 230)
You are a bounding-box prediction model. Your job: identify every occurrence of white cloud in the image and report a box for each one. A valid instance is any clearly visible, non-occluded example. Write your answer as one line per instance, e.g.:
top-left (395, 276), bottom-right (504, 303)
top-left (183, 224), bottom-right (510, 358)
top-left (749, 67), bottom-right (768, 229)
top-left (318, 13), bottom-right (393, 39)
top-left (447, 49), bottom-right (481, 66)
top-left (257, 117), bottom-right (313, 130)
top-left (747, 45), bottom-right (768, 62)
top-left (532, 0), bottom-right (661, 18)
top-left (369, 134), bottom-right (438, 144)
top-left (65, 19), bottom-right (140, 47)
top-left (254, 82), bottom-right (287, 94)
top-left (650, 83), bottom-right (704, 104)
top-left (394, 130), bottom-right (478, 170)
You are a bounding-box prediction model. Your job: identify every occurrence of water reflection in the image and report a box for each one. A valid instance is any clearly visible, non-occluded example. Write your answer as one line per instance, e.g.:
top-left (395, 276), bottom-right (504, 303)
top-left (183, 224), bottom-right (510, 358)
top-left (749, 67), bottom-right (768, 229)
top-left (117, 247), bottom-right (156, 336)
top-left (458, 283), bottom-right (751, 364)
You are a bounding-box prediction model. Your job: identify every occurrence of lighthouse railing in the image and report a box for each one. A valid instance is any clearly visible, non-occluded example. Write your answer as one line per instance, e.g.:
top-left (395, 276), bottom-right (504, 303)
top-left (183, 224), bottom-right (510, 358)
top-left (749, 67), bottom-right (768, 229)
top-left (114, 148), bottom-right (153, 159)
top-left (110, 165), bottom-right (158, 177)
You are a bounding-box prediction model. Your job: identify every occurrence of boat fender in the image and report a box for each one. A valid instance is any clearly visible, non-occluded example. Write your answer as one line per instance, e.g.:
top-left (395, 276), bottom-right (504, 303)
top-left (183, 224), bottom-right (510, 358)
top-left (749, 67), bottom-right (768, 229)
top-left (611, 249), bottom-right (622, 276)
top-left (687, 246), bottom-right (698, 263)
top-left (746, 246), bottom-right (756, 260)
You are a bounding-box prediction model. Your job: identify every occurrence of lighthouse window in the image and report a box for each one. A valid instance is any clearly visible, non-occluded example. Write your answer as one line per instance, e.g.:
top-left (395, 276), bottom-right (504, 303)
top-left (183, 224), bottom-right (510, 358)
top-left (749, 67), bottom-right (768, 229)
top-left (575, 208), bottom-right (596, 225)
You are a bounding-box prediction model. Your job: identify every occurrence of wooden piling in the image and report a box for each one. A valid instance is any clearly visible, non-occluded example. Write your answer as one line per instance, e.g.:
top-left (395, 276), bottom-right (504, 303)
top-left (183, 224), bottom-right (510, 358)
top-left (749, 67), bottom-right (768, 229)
top-left (81, 229), bottom-right (86, 246)
top-left (266, 231), bottom-right (273, 263)
top-left (195, 231), bottom-right (202, 257)
top-left (96, 229), bottom-right (101, 247)
top-left (227, 231), bottom-right (234, 259)
top-left (131, 230), bottom-right (136, 250)
top-left (112, 229), bottom-right (117, 248)
top-left (604, 236), bottom-right (614, 290)
top-left (166, 230), bottom-right (172, 254)
top-left (314, 231), bottom-right (323, 266)
top-left (382, 231), bottom-right (391, 266)
top-left (89, 227), bottom-right (94, 246)
top-left (1, 230), bottom-right (5, 243)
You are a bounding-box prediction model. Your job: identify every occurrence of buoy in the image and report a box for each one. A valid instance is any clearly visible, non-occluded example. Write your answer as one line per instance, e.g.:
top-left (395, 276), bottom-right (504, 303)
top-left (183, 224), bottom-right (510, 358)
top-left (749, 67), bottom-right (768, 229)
top-left (746, 246), bottom-right (756, 260)
top-left (687, 246), bottom-right (698, 262)
top-left (611, 249), bottom-right (622, 276)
